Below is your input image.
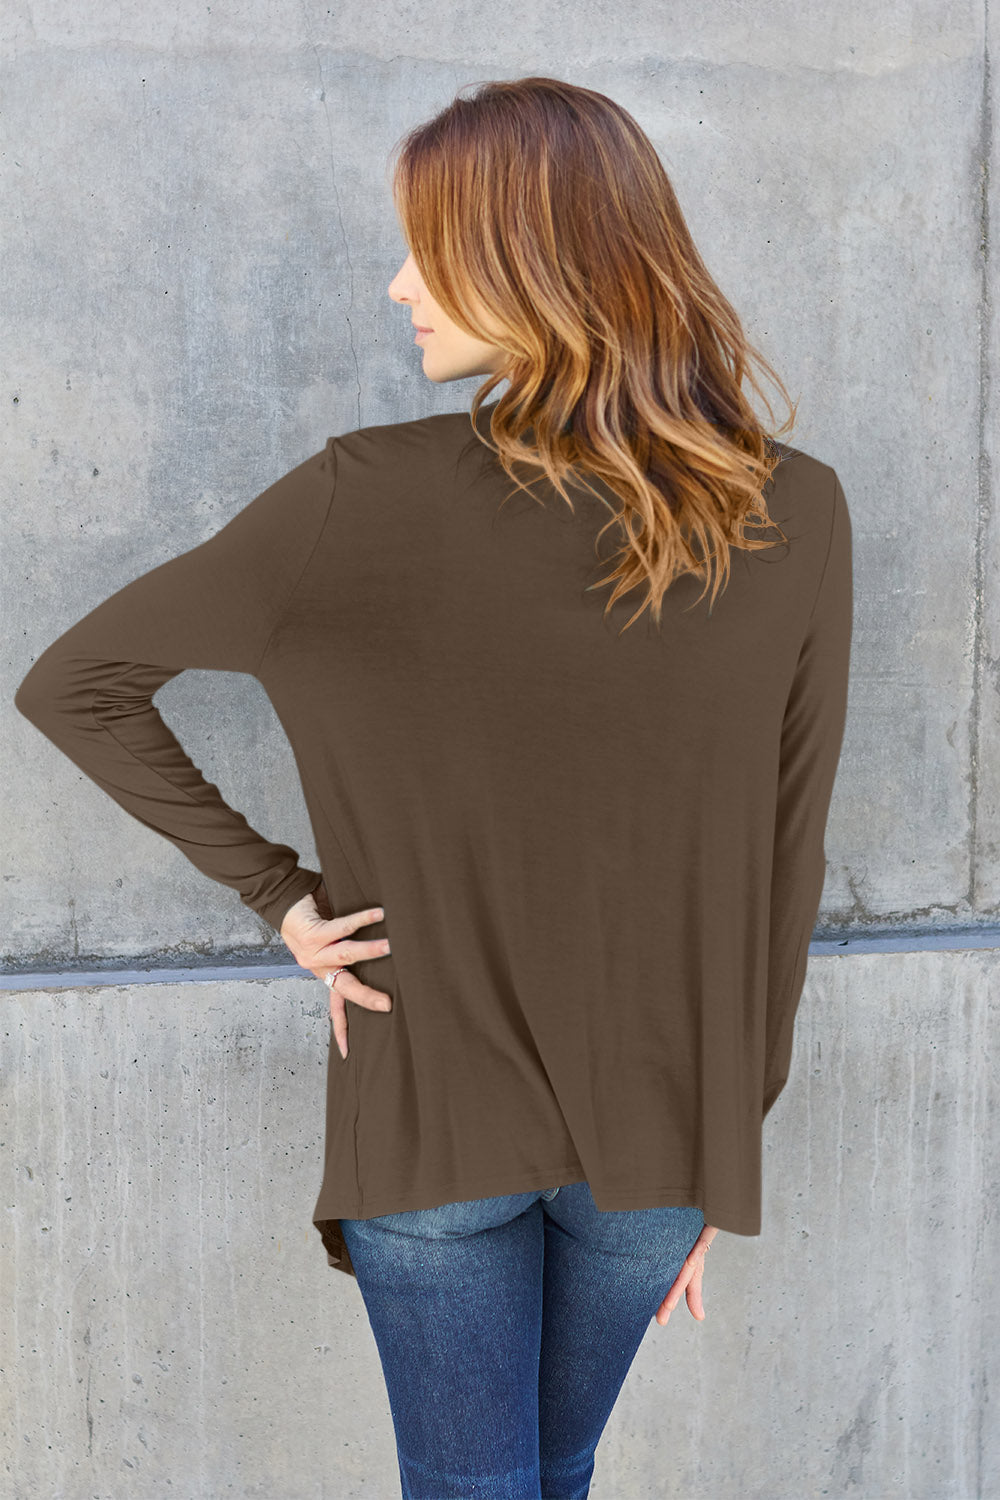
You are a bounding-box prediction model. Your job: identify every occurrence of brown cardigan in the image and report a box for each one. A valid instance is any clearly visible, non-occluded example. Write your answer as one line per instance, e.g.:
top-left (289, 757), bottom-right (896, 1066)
top-left (14, 403), bottom-right (853, 1276)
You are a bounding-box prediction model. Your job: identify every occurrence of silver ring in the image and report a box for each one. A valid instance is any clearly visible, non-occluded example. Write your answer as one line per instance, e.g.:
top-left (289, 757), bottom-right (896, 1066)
top-left (324, 967), bottom-right (348, 988)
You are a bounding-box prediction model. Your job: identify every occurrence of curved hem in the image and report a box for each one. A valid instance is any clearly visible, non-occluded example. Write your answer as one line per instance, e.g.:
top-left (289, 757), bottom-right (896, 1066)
top-left (312, 1164), bottom-right (763, 1276)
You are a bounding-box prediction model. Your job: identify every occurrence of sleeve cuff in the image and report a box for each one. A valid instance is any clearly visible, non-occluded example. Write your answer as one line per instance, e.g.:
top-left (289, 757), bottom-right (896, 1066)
top-left (258, 867), bottom-right (325, 935)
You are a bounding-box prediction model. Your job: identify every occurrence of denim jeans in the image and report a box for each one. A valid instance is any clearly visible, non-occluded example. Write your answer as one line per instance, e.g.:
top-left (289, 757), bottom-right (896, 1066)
top-left (338, 1181), bottom-right (705, 1499)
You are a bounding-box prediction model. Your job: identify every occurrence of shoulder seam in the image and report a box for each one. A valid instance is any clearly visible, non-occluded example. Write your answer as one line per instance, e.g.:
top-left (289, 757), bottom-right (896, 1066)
top-left (253, 437), bottom-right (338, 676)
top-left (802, 468), bottom-right (841, 635)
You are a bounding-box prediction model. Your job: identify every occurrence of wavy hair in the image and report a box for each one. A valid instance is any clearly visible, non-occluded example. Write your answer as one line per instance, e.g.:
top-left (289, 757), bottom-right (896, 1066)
top-left (390, 75), bottom-right (798, 632)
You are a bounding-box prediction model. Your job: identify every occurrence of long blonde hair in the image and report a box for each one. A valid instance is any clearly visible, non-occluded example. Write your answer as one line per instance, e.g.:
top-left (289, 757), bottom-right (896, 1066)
top-left (390, 75), bottom-right (797, 632)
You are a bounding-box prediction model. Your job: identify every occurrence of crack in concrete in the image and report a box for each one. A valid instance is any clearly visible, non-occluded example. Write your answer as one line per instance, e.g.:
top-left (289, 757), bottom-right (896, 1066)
top-left (302, 19), bottom-right (362, 428)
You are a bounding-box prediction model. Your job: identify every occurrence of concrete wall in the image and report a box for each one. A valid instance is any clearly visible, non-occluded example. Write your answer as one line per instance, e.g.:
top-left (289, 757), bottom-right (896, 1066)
top-left (3, 4), bottom-right (998, 1497)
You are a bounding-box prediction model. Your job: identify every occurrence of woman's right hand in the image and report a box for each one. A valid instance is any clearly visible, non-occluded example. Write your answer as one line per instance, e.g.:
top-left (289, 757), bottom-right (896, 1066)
top-left (280, 883), bottom-right (392, 1059)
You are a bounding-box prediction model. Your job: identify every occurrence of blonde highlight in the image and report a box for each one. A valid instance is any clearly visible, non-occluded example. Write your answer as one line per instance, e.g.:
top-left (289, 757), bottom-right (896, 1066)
top-left (390, 76), bottom-right (797, 633)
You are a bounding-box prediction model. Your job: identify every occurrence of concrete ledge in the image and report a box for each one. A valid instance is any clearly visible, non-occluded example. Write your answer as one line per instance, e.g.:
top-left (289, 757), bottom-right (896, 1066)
top-left (3, 926), bottom-right (999, 991)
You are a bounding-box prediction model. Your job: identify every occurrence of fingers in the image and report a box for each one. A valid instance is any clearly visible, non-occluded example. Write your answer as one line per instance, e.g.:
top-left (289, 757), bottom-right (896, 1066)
top-left (306, 905), bottom-right (390, 970)
top-left (307, 903), bottom-right (386, 950)
top-left (655, 1229), bottom-right (716, 1327)
top-left (325, 967), bottom-right (393, 1061)
top-left (685, 1258), bottom-right (706, 1321)
top-left (329, 966), bottom-right (393, 1012)
top-left (282, 899), bottom-right (386, 970)
top-left (655, 1259), bottom-right (694, 1326)
top-left (684, 1228), bottom-right (715, 1320)
top-left (330, 1002), bottom-right (349, 1061)
top-left (332, 905), bottom-right (385, 939)
top-left (322, 935), bottom-right (391, 964)
top-left (280, 901), bottom-right (392, 1060)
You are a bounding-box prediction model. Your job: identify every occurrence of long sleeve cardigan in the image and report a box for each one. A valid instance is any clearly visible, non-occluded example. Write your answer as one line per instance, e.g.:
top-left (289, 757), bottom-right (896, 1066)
top-left (14, 402), bottom-right (853, 1277)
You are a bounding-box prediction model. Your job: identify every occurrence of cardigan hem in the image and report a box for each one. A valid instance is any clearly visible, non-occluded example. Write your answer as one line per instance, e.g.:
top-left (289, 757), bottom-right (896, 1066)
top-left (312, 1164), bottom-right (763, 1278)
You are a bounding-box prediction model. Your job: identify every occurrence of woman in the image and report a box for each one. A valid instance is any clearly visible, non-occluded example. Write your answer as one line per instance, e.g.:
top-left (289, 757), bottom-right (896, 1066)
top-left (15, 76), bottom-right (852, 1500)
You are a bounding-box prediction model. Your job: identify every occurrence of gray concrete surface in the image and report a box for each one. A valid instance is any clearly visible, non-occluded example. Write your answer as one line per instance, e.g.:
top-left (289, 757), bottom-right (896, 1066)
top-left (2, 952), bottom-right (996, 1499)
top-left (4, 2), bottom-right (1000, 1496)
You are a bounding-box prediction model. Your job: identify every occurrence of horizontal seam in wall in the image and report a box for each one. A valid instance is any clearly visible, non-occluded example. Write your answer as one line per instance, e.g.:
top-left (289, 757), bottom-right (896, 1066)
top-left (2, 929), bottom-right (1000, 991)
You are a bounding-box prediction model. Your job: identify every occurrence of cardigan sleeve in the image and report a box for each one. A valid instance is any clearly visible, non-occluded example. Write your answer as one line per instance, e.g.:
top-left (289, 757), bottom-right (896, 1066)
top-left (761, 470), bottom-right (854, 1119)
top-left (13, 439), bottom-right (338, 935)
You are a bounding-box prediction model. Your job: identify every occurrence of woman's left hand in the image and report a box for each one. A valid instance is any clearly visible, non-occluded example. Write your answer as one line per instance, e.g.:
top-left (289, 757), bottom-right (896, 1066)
top-left (655, 1224), bottom-right (719, 1326)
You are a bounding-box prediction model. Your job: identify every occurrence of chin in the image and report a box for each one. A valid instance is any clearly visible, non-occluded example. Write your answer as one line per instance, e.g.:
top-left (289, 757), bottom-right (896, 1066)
top-left (421, 365), bottom-right (464, 385)
top-left (417, 349), bottom-right (484, 384)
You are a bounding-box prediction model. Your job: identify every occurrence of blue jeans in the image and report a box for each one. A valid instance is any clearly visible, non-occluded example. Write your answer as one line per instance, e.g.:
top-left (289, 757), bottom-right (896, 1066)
top-left (338, 1181), bottom-right (705, 1499)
